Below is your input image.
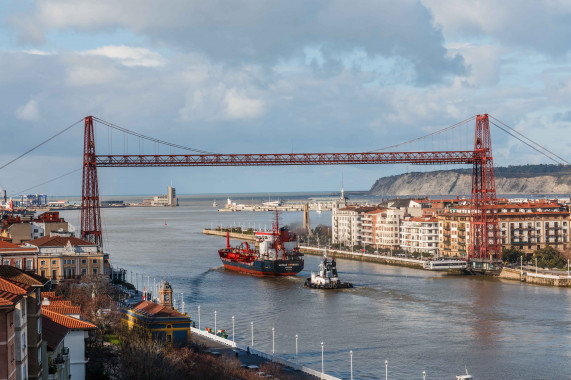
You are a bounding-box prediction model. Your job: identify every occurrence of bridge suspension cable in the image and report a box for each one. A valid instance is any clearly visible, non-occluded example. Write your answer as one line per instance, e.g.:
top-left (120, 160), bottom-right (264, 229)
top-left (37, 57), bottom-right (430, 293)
top-left (0, 118), bottom-right (84, 170)
top-left (489, 116), bottom-right (569, 166)
top-left (10, 168), bottom-right (82, 196)
top-left (368, 115), bottom-right (476, 152)
top-left (92, 117), bottom-right (215, 155)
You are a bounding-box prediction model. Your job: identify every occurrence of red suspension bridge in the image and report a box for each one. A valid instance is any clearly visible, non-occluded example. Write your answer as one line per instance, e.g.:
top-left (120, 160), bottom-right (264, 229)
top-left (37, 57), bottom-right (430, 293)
top-left (4, 113), bottom-right (565, 262)
top-left (81, 114), bottom-right (500, 260)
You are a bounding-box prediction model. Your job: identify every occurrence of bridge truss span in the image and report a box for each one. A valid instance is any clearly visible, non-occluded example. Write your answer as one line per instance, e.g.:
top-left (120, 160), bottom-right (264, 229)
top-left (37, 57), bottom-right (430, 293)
top-left (95, 151), bottom-right (479, 167)
top-left (81, 114), bottom-right (500, 261)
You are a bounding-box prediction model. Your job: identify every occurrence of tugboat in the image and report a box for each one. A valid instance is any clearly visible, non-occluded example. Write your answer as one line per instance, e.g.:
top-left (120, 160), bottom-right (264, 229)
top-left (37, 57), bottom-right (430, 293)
top-left (218, 211), bottom-right (304, 276)
top-left (304, 255), bottom-right (353, 289)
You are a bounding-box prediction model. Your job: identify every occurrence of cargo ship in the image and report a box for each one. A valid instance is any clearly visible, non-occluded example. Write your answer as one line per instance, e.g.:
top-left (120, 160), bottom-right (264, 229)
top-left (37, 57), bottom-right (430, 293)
top-left (218, 212), bottom-right (304, 276)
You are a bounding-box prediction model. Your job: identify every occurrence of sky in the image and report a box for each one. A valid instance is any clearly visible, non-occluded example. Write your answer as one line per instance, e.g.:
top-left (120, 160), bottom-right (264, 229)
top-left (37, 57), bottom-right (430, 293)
top-left (0, 0), bottom-right (570, 197)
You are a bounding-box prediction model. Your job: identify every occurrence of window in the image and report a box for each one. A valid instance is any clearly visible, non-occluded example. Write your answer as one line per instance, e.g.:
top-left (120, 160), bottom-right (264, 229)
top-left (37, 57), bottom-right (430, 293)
top-left (40, 260), bottom-right (46, 266)
top-left (81, 269), bottom-right (87, 275)
top-left (22, 301), bottom-right (26, 317)
top-left (3, 259), bottom-right (9, 265)
top-left (63, 259), bottom-right (75, 265)
top-left (81, 259), bottom-right (87, 265)
top-left (41, 270), bottom-right (45, 277)
top-left (26, 259), bottom-right (32, 270)
top-left (92, 268), bottom-right (98, 275)
top-left (11, 344), bottom-right (14, 363)
top-left (92, 259), bottom-right (98, 264)
top-left (52, 260), bottom-right (57, 265)
top-left (22, 332), bottom-right (26, 350)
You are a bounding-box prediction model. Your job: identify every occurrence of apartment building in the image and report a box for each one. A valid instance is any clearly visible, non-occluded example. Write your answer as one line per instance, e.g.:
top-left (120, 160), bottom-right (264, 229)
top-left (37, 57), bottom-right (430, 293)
top-left (332, 206), bottom-right (378, 247)
top-left (400, 217), bottom-right (439, 254)
top-left (438, 201), bottom-right (570, 256)
top-left (0, 266), bottom-right (49, 380)
top-left (0, 241), bottom-right (39, 272)
top-left (496, 202), bottom-right (570, 253)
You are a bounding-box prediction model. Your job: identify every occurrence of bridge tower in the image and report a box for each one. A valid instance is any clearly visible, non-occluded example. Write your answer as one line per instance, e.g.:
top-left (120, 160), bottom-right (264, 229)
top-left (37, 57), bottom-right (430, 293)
top-left (470, 114), bottom-right (500, 260)
top-left (81, 116), bottom-right (103, 247)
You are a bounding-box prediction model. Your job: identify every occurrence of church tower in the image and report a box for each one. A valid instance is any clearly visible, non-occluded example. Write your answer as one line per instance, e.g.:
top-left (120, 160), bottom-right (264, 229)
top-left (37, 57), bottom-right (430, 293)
top-left (159, 279), bottom-right (173, 309)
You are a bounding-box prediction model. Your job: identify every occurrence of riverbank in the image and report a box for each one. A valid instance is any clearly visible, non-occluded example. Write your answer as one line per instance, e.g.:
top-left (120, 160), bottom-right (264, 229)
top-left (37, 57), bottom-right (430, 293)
top-left (300, 246), bottom-right (425, 269)
top-left (499, 267), bottom-right (571, 287)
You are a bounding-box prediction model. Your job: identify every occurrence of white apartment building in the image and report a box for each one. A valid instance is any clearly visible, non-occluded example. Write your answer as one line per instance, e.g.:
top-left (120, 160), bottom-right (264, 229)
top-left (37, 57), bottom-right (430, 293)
top-left (360, 208), bottom-right (406, 249)
top-left (377, 208), bottom-right (406, 249)
top-left (400, 217), bottom-right (439, 254)
top-left (332, 206), bottom-right (378, 247)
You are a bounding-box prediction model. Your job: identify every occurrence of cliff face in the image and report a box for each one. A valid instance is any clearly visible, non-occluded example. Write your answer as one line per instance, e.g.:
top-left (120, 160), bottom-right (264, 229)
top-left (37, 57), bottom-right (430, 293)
top-left (369, 166), bottom-right (571, 196)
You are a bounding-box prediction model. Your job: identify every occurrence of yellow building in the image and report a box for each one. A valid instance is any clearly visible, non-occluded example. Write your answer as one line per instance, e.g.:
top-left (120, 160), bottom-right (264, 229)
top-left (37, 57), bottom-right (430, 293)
top-left (438, 212), bottom-right (471, 258)
top-left (121, 280), bottom-right (191, 346)
top-left (25, 235), bottom-right (107, 283)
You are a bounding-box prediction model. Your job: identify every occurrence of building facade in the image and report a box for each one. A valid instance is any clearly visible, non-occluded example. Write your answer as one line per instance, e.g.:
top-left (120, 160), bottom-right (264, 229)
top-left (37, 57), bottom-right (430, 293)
top-left (121, 280), bottom-right (191, 346)
top-left (26, 236), bottom-right (106, 283)
top-left (0, 267), bottom-right (49, 380)
top-left (400, 217), bottom-right (439, 255)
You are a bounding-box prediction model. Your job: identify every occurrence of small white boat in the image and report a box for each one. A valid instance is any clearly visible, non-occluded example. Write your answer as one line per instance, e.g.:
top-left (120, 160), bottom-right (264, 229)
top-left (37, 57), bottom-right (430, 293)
top-left (213, 200), bottom-right (217, 207)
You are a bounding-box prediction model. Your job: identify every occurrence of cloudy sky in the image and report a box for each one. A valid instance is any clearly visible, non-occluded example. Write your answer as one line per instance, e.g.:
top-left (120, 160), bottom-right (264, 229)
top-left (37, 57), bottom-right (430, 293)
top-left (0, 0), bottom-right (569, 197)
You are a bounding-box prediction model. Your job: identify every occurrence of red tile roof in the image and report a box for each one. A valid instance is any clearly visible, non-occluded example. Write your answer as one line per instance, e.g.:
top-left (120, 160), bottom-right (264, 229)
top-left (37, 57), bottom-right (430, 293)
top-left (0, 241), bottom-right (37, 253)
top-left (27, 236), bottom-right (96, 247)
top-left (0, 292), bottom-right (23, 307)
top-left (0, 266), bottom-right (47, 286)
top-left (131, 300), bottom-right (187, 318)
top-left (48, 300), bottom-right (73, 307)
top-left (43, 304), bottom-right (81, 315)
top-left (42, 309), bottom-right (96, 330)
top-left (0, 278), bottom-right (28, 294)
top-left (42, 314), bottom-right (69, 350)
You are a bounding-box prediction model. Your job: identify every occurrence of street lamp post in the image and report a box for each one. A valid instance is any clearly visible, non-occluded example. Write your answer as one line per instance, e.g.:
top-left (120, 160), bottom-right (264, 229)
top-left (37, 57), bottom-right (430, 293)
top-left (198, 306), bottom-right (201, 329)
top-left (251, 322), bottom-right (254, 347)
top-left (295, 334), bottom-right (298, 363)
top-left (385, 360), bottom-right (388, 380)
top-left (321, 342), bottom-right (324, 379)
top-left (350, 351), bottom-right (353, 380)
top-left (520, 255), bottom-right (523, 275)
top-left (232, 316), bottom-right (235, 342)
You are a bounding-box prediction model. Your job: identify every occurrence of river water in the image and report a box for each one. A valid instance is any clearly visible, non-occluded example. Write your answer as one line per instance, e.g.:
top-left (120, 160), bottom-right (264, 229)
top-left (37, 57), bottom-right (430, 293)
top-left (60, 197), bottom-right (571, 379)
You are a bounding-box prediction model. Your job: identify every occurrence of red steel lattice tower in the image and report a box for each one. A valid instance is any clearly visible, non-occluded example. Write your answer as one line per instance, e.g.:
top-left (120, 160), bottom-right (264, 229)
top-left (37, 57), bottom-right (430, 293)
top-left (469, 114), bottom-right (500, 260)
top-left (81, 116), bottom-right (103, 247)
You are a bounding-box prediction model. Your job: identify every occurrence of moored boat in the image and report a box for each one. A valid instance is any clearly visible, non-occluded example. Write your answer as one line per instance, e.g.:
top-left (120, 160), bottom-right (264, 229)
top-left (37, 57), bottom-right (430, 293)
top-left (218, 211), bottom-right (304, 276)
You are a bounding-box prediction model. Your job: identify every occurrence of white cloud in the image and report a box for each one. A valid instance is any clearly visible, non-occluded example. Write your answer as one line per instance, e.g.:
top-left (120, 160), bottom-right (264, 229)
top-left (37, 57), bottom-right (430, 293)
top-left (82, 46), bottom-right (166, 67)
top-left (15, 99), bottom-right (39, 121)
top-left (223, 89), bottom-right (264, 119)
